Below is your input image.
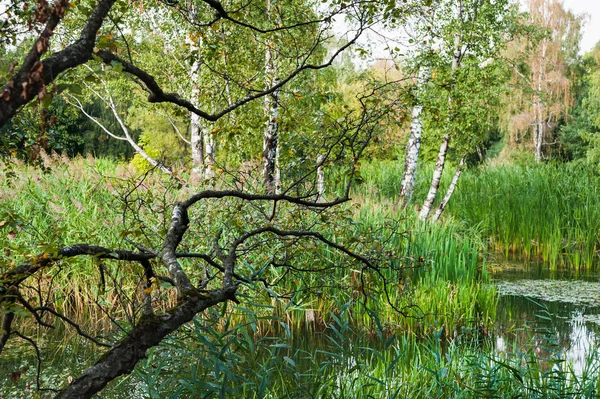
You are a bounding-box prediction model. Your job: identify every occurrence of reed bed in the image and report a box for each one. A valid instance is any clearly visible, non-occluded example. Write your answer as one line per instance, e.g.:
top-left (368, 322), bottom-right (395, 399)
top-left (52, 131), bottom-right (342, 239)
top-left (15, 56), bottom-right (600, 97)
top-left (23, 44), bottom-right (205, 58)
top-left (0, 155), bottom-right (492, 337)
top-left (448, 163), bottom-right (600, 269)
top-left (130, 304), bottom-right (600, 399)
top-left (6, 155), bottom-right (594, 398)
top-left (338, 160), bottom-right (600, 269)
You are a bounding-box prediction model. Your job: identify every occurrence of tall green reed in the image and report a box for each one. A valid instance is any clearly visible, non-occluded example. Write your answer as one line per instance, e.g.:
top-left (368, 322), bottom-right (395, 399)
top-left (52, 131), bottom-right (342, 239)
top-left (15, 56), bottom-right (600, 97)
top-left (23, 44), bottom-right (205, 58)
top-left (449, 163), bottom-right (600, 269)
top-left (333, 160), bottom-right (600, 269)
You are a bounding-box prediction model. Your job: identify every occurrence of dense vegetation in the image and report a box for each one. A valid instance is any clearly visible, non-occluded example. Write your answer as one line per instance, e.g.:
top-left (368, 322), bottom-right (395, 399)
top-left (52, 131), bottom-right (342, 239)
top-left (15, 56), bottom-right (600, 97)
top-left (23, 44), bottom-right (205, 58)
top-left (1, 0), bottom-right (600, 397)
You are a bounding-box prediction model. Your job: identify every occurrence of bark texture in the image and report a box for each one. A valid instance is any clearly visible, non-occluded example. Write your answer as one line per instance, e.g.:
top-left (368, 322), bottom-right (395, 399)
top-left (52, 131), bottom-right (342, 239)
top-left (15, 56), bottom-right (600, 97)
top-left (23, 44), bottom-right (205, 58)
top-left (0, 0), bottom-right (117, 128)
top-left (188, 35), bottom-right (207, 180)
top-left (432, 154), bottom-right (466, 222)
top-left (71, 93), bottom-right (172, 175)
top-left (533, 42), bottom-right (546, 162)
top-left (317, 154), bottom-right (325, 201)
top-left (419, 1), bottom-right (463, 220)
top-left (204, 128), bottom-right (216, 179)
top-left (263, 0), bottom-right (281, 194)
top-left (419, 133), bottom-right (450, 220)
top-left (399, 103), bottom-right (424, 205)
top-left (263, 84), bottom-right (281, 193)
top-left (54, 288), bottom-right (235, 399)
top-left (398, 41), bottom-right (430, 206)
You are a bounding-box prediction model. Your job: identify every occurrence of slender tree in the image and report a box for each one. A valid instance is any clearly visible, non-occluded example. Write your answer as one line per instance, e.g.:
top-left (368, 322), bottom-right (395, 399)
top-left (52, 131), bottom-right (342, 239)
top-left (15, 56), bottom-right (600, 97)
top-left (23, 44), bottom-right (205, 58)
top-left (415, 0), bottom-right (515, 220)
top-left (501, 0), bottom-right (582, 161)
top-left (398, 29), bottom-right (432, 207)
top-left (263, 0), bottom-right (282, 193)
top-left (419, 0), bottom-right (465, 220)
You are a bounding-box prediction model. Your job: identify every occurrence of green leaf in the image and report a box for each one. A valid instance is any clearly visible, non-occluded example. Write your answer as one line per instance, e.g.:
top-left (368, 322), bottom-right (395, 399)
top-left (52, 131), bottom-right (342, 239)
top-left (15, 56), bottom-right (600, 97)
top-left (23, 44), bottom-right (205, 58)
top-left (111, 60), bottom-right (123, 73)
top-left (283, 356), bottom-right (296, 367)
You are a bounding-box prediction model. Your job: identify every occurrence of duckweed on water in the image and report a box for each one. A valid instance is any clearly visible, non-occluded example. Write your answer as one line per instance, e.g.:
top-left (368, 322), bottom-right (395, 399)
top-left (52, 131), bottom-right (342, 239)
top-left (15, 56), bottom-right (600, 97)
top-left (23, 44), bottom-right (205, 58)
top-left (496, 280), bottom-right (600, 307)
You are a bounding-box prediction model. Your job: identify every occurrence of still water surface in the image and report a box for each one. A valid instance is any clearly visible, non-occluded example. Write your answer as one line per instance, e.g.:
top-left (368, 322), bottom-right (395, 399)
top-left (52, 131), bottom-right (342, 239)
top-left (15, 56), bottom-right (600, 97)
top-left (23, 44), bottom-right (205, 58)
top-left (492, 263), bottom-right (600, 374)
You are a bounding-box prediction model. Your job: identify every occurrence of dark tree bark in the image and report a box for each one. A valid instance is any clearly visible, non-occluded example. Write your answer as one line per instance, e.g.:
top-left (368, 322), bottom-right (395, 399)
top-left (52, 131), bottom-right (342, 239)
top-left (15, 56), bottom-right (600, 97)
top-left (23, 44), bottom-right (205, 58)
top-left (0, 0), bottom-right (117, 128)
top-left (54, 287), bottom-right (236, 399)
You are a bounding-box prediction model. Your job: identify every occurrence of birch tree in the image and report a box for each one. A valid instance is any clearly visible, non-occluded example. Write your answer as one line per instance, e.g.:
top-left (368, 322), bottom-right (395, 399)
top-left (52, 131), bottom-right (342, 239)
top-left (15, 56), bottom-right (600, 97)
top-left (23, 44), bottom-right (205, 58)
top-left (398, 22), bottom-right (432, 207)
top-left (413, 0), bottom-right (515, 220)
top-left (419, 0), bottom-right (466, 220)
top-left (263, 0), bottom-right (281, 193)
top-left (501, 0), bottom-right (581, 161)
top-left (188, 32), bottom-right (211, 180)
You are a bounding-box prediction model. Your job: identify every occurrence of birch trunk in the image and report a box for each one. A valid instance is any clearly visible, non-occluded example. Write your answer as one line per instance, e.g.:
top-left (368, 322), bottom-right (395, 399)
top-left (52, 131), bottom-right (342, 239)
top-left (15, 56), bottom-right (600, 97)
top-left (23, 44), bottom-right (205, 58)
top-left (109, 103), bottom-right (172, 175)
top-left (533, 96), bottom-right (543, 162)
top-left (204, 127), bottom-right (216, 179)
top-left (263, 0), bottom-right (281, 194)
top-left (70, 94), bottom-right (172, 176)
top-left (317, 154), bottom-right (325, 202)
top-left (399, 50), bottom-right (430, 206)
top-left (190, 113), bottom-right (204, 179)
top-left (419, 133), bottom-right (450, 220)
top-left (399, 103), bottom-right (424, 206)
top-left (419, 1), bottom-right (462, 220)
top-left (263, 84), bottom-right (280, 193)
top-left (188, 36), bottom-right (205, 180)
top-left (432, 154), bottom-right (466, 222)
top-left (534, 41), bottom-right (546, 162)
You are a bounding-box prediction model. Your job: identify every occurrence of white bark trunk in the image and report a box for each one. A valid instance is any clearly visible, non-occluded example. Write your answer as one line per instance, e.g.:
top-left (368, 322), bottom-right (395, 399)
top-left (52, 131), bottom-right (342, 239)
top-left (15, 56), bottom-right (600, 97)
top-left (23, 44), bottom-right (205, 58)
top-left (432, 154), bottom-right (466, 222)
top-left (188, 36), bottom-right (205, 180)
top-left (317, 154), bottom-right (325, 202)
top-left (263, 84), bottom-right (280, 193)
top-left (534, 96), bottom-right (544, 162)
top-left (204, 127), bottom-right (215, 179)
top-left (263, 0), bottom-right (281, 194)
top-left (108, 98), bottom-right (172, 175)
top-left (419, 133), bottom-right (450, 220)
top-left (534, 42), bottom-right (546, 162)
top-left (419, 1), bottom-right (462, 220)
top-left (398, 24), bottom-right (431, 207)
top-left (399, 103), bottom-right (424, 205)
top-left (190, 113), bottom-right (204, 178)
top-left (70, 94), bottom-right (172, 176)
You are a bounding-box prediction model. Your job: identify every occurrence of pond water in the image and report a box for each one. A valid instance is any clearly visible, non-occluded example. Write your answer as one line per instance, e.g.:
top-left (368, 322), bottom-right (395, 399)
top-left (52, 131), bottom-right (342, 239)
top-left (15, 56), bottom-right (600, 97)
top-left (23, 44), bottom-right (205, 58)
top-left (492, 263), bottom-right (600, 374)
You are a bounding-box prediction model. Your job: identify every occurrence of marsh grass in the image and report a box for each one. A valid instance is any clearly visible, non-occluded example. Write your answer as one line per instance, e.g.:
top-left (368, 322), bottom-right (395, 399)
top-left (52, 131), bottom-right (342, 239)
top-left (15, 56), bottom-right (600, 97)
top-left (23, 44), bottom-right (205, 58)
top-left (144, 302), bottom-right (600, 399)
top-left (4, 155), bottom-right (599, 398)
top-left (449, 164), bottom-right (600, 269)
top-left (337, 160), bottom-right (600, 269)
top-left (0, 155), bottom-right (491, 338)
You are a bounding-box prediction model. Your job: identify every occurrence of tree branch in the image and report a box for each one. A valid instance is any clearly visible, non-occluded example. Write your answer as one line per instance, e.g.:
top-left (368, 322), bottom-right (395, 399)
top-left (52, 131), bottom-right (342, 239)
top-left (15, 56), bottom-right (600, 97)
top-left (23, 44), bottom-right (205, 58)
top-left (54, 286), bottom-right (237, 399)
top-left (93, 17), bottom-right (366, 122)
top-left (0, 0), bottom-right (117, 128)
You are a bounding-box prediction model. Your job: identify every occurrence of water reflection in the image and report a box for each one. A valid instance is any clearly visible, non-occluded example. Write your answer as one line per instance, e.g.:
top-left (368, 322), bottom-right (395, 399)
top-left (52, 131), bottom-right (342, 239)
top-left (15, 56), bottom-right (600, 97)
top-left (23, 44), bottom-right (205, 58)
top-left (493, 268), bottom-right (600, 374)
